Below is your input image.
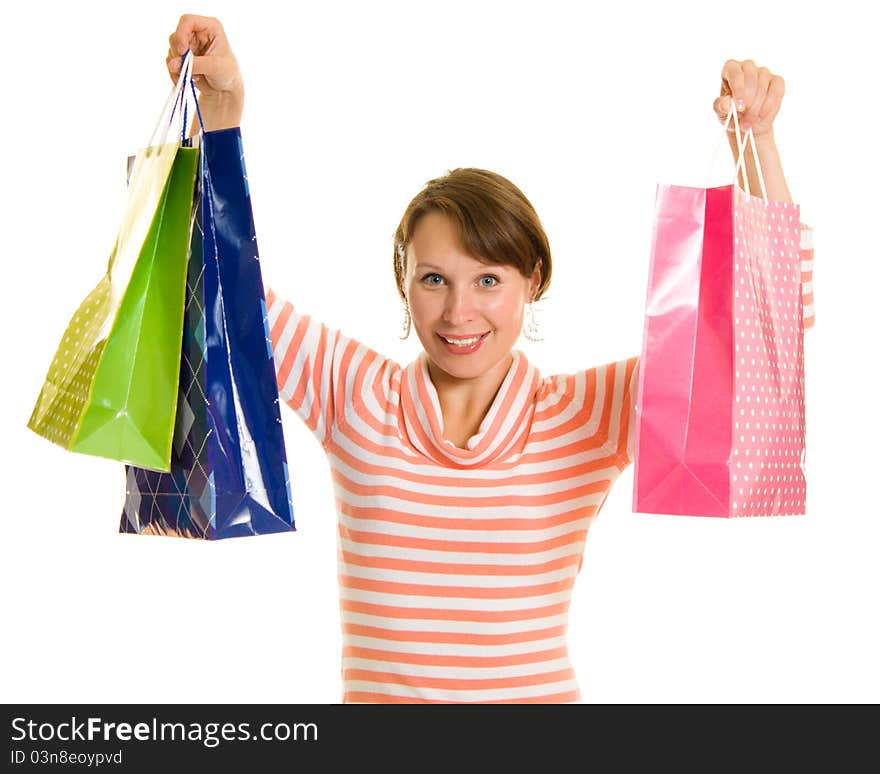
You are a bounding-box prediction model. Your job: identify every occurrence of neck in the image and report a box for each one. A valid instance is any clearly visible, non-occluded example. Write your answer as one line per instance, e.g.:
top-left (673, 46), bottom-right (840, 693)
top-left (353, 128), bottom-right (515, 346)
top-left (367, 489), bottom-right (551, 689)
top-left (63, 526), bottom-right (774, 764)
top-left (426, 351), bottom-right (514, 423)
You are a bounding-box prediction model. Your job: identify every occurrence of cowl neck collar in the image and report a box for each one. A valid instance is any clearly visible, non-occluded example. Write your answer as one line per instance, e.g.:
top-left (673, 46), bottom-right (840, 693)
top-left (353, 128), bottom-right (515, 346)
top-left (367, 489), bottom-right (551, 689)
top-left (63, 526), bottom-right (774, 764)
top-left (400, 348), bottom-right (541, 467)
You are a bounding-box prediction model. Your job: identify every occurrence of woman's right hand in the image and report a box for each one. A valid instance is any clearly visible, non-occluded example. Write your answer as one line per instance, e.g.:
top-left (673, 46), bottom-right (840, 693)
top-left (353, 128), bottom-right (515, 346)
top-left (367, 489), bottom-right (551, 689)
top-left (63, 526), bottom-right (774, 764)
top-left (166, 14), bottom-right (244, 130)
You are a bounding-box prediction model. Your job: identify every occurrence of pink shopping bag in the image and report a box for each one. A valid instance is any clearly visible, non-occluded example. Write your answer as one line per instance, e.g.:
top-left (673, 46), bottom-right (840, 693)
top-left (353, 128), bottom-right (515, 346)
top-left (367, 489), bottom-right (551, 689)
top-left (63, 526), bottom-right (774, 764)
top-left (632, 109), bottom-right (806, 517)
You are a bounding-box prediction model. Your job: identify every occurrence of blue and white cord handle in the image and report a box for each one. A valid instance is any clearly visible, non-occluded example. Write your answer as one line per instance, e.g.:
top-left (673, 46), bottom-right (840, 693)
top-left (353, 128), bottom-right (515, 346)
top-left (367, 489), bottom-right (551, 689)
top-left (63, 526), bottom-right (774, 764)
top-left (146, 50), bottom-right (205, 149)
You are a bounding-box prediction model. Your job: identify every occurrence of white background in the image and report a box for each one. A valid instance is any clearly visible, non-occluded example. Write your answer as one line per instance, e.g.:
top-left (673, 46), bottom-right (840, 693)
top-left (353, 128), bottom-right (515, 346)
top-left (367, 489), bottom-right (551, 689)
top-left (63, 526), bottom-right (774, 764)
top-left (2, 0), bottom-right (877, 703)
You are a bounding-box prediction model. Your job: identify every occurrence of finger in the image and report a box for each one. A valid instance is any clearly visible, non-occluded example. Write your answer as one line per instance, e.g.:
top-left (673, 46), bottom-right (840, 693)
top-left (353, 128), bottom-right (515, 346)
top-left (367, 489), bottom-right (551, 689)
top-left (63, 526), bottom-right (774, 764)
top-left (166, 55), bottom-right (182, 84)
top-left (189, 54), bottom-right (230, 80)
top-left (713, 95), bottom-right (744, 133)
top-left (173, 13), bottom-right (218, 52)
top-left (713, 94), bottom-right (732, 122)
top-left (758, 75), bottom-right (785, 126)
top-left (172, 13), bottom-right (224, 56)
top-left (165, 45), bottom-right (183, 85)
top-left (739, 59), bottom-right (759, 120)
top-left (721, 60), bottom-right (747, 113)
top-left (743, 68), bottom-right (771, 128)
top-left (166, 41), bottom-right (189, 74)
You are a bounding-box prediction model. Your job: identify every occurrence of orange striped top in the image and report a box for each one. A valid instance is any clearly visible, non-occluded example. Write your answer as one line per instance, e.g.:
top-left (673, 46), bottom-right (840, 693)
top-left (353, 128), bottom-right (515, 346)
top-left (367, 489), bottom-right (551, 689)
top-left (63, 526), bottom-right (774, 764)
top-left (263, 226), bottom-right (814, 704)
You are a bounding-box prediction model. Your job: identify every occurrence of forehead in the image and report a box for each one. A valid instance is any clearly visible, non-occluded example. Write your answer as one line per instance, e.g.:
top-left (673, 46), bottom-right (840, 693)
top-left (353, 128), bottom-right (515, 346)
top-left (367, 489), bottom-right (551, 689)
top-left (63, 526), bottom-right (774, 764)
top-left (410, 211), bottom-right (464, 253)
top-left (409, 211), bottom-right (499, 270)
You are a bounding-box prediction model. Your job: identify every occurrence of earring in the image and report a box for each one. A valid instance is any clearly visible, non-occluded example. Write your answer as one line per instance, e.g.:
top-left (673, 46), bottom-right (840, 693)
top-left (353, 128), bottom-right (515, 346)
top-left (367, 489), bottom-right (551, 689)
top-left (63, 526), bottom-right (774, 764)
top-left (399, 300), bottom-right (411, 340)
top-left (523, 298), bottom-right (543, 342)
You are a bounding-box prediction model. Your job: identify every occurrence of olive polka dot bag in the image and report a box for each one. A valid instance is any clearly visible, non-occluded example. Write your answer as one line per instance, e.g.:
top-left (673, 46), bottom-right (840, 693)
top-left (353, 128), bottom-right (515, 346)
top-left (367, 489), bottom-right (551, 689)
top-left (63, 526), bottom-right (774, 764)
top-left (27, 57), bottom-right (199, 472)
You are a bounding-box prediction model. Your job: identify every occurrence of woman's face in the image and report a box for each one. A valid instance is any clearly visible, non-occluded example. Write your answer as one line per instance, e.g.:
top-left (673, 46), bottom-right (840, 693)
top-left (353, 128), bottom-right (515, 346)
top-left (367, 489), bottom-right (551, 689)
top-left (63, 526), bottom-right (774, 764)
top-left (404, 210), bottom-right (541, 382)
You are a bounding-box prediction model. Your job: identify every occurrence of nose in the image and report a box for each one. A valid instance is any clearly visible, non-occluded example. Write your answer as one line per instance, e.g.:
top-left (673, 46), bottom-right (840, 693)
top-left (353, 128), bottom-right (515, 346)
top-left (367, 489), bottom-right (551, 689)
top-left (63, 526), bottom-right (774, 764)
top-left (441, 286), bottom-right (478, 325)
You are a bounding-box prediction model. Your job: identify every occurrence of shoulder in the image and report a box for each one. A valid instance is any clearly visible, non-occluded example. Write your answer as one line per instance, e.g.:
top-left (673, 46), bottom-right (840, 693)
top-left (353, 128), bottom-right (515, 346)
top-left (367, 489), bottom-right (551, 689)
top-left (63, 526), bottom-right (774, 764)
top-left (536, 355), bottom-right (639, 410)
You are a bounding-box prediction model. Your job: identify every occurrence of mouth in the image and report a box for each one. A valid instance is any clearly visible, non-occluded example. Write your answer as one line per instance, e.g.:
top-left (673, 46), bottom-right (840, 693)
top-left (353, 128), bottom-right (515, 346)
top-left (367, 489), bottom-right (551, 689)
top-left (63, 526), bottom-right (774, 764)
top-left (436, 331), bottom-right (490, 354)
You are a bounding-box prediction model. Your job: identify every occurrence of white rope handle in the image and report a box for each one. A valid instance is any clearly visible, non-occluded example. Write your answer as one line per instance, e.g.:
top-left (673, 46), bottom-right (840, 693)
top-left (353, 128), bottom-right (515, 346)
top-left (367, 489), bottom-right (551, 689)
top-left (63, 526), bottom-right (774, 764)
top-left (723, 102), bottom-right (768, 201)
top-left (706, 101), bottom-right (769, 202)
top-left (145, 50), bottom-right (194, 150)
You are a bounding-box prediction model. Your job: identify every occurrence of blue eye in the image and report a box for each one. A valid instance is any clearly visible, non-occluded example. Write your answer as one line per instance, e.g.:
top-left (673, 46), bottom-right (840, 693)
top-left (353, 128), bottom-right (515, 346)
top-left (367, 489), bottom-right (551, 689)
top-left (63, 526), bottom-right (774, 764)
top-left (420, 273), bottom-right (500, 287)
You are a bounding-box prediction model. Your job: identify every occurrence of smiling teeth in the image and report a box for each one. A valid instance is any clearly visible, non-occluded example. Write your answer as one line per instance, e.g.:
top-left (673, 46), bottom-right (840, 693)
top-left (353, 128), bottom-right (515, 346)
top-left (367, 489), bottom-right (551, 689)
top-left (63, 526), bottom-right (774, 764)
top-left (443, 335), bottom-right (481, 346)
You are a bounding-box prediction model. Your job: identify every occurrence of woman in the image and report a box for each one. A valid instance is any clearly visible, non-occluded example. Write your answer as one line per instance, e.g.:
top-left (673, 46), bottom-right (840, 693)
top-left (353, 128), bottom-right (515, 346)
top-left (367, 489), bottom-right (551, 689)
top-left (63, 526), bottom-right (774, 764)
top-left (167, 14), bottom-right (815, 703)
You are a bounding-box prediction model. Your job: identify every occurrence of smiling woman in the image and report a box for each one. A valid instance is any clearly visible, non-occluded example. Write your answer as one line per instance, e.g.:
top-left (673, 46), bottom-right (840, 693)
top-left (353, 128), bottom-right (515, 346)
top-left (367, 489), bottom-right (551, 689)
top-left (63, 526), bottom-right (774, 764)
top-left (165, 14), bottom-right (817, 703)
top-left (263, 161), bottom-right (644, 704)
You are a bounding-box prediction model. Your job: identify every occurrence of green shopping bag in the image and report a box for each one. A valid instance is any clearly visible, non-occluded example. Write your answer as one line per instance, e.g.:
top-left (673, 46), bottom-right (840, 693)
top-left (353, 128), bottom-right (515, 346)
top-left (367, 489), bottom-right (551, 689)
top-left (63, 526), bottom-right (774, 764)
top-left (28, 55), bottom-right (200, 471)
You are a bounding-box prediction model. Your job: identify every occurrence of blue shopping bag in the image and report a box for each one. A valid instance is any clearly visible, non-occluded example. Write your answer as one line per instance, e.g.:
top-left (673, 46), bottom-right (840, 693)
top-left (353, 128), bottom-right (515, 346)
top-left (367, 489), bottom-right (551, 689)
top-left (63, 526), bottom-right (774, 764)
top-left (120, 124), bottom-right (296, 539)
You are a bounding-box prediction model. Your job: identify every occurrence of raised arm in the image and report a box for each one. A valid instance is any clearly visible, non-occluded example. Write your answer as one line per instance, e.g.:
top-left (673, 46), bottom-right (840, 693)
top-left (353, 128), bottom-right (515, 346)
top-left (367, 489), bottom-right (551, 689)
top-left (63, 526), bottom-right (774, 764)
top-left (167, 14), bottom-right (245, 133)
top-left (713, 59), bottom-right (815, 330)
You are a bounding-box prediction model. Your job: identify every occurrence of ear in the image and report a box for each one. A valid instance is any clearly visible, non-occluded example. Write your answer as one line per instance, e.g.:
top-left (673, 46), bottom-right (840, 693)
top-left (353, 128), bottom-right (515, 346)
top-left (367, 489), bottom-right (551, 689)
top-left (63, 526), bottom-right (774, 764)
top-left (529, 259), bottom-right (543, 299)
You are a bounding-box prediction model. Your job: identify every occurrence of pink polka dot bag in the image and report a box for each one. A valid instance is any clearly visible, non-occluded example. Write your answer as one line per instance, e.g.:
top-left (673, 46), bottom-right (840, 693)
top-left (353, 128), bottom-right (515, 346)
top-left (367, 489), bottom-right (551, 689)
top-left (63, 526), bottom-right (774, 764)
top-left (632, 106), bottom-right (806, 517)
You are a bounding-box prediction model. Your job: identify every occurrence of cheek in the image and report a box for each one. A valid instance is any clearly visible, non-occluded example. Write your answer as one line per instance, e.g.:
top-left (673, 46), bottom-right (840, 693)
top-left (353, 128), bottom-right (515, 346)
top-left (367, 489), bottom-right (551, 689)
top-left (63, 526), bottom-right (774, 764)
top-left (407, 291), bottom-right (432, 320)
top-left (488, 292), bottom-right (525, 323)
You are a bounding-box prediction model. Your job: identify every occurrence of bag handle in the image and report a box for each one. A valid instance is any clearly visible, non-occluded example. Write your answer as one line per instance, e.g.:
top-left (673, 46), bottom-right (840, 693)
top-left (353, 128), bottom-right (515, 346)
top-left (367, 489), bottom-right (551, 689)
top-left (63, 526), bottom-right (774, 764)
top-left (145, 50), bottom-right (205, 149)
top-left (183, 77), bottom-right (206, 142)
top-left (171, 57), bottom-right (206, 144)
top-left (722, 103), bottom-right (768, 201)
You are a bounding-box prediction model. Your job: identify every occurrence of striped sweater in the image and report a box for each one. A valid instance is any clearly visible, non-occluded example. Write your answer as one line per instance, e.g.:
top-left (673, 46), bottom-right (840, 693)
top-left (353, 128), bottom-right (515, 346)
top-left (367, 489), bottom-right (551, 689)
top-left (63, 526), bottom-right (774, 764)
top-left (263, 226), bottom-right (814, 704)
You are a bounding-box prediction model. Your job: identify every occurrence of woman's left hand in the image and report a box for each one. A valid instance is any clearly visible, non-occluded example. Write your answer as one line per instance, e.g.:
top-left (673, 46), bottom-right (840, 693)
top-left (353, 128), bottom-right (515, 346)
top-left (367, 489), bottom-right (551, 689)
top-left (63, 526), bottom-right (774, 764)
top-left (713, 59), bottom-right (785, 138)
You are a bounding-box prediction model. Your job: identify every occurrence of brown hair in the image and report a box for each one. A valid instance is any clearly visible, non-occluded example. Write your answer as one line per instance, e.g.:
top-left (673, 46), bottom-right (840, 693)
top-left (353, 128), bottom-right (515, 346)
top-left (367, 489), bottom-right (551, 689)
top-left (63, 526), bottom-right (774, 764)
top-left (392, 167), bottom-right (553, 305)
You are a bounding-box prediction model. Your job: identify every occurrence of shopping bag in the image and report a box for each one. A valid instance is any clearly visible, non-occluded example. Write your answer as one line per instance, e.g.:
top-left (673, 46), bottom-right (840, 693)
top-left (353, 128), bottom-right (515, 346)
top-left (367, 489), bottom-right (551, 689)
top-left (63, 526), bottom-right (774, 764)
top-left (27, 57), bottom-right (200, 471)
top-left (632, 107), bottom-right (806, 517)
top-left (120, 102), bottom-right (296, 539)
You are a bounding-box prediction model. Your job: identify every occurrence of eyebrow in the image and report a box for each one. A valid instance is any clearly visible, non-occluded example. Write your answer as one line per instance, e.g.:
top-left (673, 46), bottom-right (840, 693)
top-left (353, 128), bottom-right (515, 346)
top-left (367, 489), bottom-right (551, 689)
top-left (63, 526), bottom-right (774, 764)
top-left (415, 263), bottom-right (503, 273)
